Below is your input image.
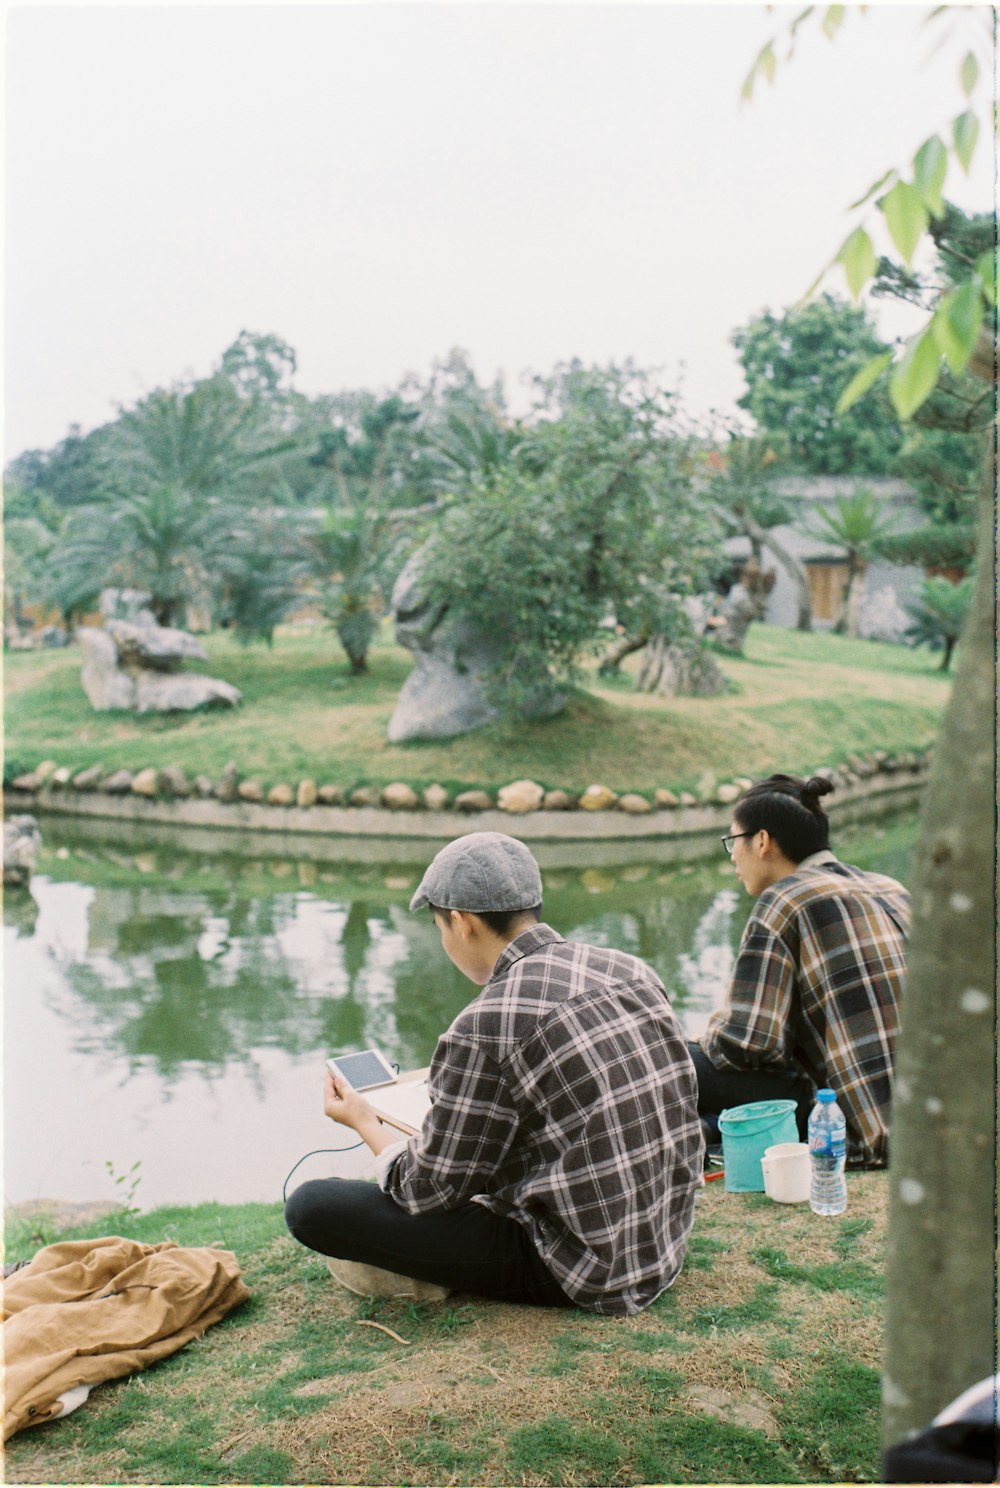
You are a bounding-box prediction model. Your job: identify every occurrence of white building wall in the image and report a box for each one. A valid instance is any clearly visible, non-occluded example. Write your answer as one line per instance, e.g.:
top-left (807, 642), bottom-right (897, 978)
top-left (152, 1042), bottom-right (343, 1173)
top-left (723, 476), bottom-right (925, 641)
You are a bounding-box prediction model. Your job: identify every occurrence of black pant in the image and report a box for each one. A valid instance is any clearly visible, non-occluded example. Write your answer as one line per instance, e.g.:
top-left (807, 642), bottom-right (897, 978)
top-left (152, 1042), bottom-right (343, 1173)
top-left (687, 1041), bottom-right (814, 1141)
top-left (284, 1178), bottom-right (575, 1308)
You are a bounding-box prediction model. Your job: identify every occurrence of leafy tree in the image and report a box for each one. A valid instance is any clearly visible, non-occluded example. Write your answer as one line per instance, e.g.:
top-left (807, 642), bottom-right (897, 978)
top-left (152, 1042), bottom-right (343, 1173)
top-left (3, 502), bottom-right (56, 634)
top-left (873, 207), bottom-right (994, 577)
top-left (745, 8), bottom-right (994, 415)
top-left (45, 367), bottom-right (299, 627)
top-left (219, 329), bottom-right (297, 403)
top-left (5, 422), bottom-right (115, 512)
top-left (212, 506), bottom-right (312, 646)
top-left (421, 362), bottom-right (726, 709)
top-left (703, 433), bottom-right (813, 631)
top-left (804, 484), bottom-right (898, 637)
top-left (406, 350), bottom-right (518, 501)
top-left (731, 294), bottom-right (903, 474)
top-left (901, 574), bottom-right (973, 673)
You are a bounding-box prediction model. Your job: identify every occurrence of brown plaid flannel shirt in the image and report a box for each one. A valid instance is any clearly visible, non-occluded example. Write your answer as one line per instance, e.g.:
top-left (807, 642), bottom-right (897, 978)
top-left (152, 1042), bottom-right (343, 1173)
top-left (701, 854), bottom-right (910, 1166)
top-left (383, 923), bottom-right (703, 1315)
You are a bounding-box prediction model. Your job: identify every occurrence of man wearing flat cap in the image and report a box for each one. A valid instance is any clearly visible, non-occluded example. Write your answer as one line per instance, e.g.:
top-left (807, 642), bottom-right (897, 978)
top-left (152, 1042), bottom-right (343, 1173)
top-left (285, 832), bottom-right (702, 1315)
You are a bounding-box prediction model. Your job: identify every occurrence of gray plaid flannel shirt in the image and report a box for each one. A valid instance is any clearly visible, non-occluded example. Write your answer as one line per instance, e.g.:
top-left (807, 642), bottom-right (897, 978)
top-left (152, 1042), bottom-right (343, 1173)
top-left (701, 855), bottom-right (911, 1166)
top-left (382, 923), bottom-right (703, 1315)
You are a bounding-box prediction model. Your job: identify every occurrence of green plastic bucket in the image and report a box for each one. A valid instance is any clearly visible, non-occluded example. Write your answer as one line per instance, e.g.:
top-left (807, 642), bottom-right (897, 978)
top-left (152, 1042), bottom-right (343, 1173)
top-left (718, 1100), bottom-right (799, 1192)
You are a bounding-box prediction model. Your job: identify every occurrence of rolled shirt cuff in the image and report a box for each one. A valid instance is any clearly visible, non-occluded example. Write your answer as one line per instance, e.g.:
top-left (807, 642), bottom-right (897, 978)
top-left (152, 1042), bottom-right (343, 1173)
top-left (374, 1136), bottom-right (410, 1190)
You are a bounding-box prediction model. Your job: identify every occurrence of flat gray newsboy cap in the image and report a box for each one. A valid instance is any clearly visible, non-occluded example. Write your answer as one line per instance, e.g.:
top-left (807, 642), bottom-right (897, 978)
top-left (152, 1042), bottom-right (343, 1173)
top-left (409, 832), bottom-right (543, 914)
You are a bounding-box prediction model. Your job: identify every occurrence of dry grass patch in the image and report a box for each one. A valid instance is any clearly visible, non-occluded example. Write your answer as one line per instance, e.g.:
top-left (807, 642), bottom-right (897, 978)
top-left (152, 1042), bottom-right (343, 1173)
top-left (4, 1178), bottom-right (889, 1485)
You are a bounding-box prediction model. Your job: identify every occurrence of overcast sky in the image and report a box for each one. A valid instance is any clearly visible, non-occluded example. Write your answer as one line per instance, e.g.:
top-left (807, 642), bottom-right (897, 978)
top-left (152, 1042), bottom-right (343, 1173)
top-left (3, 2), bottom-right (994, 459)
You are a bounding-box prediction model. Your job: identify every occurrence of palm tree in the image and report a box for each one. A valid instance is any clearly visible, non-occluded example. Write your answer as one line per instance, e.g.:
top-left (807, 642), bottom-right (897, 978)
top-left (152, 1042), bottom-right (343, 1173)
top-left (903, 575), bottom-right (974, 671)
top-left (303, 395), bottom-right (426, 673)
top-left (45, 375), bottom-right (298, 628)
top-left (307, 500), bottom-right (405, 673)
top-left (804, 485), bottom-right (898, 637)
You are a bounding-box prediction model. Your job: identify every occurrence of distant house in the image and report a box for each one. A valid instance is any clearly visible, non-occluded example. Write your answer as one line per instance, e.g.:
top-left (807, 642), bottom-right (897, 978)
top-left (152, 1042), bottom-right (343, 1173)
top-left (723, 476), bottom-right (925, 642)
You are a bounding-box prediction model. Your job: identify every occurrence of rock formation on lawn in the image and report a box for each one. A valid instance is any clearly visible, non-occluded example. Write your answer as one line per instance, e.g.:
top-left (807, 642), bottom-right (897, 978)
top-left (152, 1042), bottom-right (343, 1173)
top-left (386, 546), bottom-right (565, 742)
top-left (79, 591), bottom-right (241, 714)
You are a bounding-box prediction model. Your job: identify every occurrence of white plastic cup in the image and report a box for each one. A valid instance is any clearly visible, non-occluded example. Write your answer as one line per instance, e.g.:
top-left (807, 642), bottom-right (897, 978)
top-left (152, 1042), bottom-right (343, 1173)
top-left (760, 1141), bottom-right (811, 1203)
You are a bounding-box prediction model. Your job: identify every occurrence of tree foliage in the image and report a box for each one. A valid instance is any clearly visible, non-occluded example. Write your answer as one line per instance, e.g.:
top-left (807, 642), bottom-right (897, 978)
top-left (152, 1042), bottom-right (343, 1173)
top-left (302, 392), bottom-right (425, 672)
top-left (743, 6), bottom-right (995, 422)
top-left (873, 206), bottom-right (993, 576)
top-left (902, 574), bottom-right (973, 673)
top-left (420, 362), bottom-right (724, 710)
top-left (731, 294), bottom-right (903, 474)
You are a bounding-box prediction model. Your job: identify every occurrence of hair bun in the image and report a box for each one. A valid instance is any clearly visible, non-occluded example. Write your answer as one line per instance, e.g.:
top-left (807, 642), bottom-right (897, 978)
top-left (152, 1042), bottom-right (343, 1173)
top-left (803, 775), bottom-right (836, 804)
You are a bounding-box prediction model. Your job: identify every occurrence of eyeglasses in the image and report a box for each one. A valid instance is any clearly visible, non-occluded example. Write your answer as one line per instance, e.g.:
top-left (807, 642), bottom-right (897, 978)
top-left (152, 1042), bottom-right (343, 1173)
top-left (721, 832), bottom-right (753, 857)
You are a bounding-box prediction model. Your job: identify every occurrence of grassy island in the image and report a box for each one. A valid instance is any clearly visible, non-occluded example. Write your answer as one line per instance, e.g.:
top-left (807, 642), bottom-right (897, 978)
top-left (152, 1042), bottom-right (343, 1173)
top-left (5, 623), bottom-right (949, 800)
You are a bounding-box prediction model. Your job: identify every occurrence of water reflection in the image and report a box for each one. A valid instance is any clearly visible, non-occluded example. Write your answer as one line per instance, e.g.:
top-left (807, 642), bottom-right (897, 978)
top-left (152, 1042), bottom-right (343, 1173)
top-left (31, 859), bottom-right (744, 1081)
top-left (4, 812), bottom-right (918, 1208)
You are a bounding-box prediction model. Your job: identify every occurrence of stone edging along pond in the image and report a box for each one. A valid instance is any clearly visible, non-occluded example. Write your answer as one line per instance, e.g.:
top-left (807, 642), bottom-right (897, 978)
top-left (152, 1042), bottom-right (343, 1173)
top-left (8, 748), bottom-right (931, 844)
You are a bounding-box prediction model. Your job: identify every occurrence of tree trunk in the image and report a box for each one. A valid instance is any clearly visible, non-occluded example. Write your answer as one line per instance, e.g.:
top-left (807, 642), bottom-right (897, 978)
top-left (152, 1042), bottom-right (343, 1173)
top-left (634, 631), bottom-right (729, 697)
top-left (598, 631), bottom-right (649, 675)
top-left (842, 559), bottom-right (868, 638)
top-left (335, 608), bottom-right (376, 674)
top-left (881, 451), bottom-right (996, 1450)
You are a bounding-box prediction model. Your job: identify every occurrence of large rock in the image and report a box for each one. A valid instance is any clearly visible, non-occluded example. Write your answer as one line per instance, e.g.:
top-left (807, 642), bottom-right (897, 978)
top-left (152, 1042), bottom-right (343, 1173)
top-left (78, 599), bottom-right (240, 714)
top-left (543, 789), bottom-right (574, 811)
top-left (216, 764), bottom-right (240, 803)
top-left (10, 760), bottom-right (58, 792)
top-left (133, 672), bottom-right (240, 714)
top-left (79, 629), bottom-right (136, 711)
top-left (71, 766), bottom-right (104, 791)
top-left (579, 784), bottom-right (618, 812)
top-left (498, 779), bottom-right (544, 814)
top-left (386, 546), bottom-right (565, 742)
top-left (4, 815), bottom-right (40, 887)
top-left (159, 766), bottom-right (192, 798)
top-left (618, 793), bottom-right (653, 814)
top-left (101, 769), bottom-right (135, 795)
top-left (382, 783), bottom-right (420, 810)
top-left (454, 790), bottom-right (493, 812)
top-left (105, 620), bottom-right (208, 669)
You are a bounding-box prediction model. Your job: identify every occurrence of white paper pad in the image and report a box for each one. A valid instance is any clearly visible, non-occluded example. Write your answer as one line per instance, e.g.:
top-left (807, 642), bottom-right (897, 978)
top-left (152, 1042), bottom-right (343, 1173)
top-left (371, 1080), bottom-right (432, 1133)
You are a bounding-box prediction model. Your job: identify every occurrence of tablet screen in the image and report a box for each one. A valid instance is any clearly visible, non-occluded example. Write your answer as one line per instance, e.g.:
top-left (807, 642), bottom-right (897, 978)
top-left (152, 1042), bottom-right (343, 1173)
top-left (327, 1050), bottom-right (396, 1091)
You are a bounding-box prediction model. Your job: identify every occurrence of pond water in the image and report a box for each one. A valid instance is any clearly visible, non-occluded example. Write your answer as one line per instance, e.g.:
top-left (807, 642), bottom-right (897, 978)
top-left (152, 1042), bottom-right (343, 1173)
top-left (4, 811), bottom-right (918, 1212)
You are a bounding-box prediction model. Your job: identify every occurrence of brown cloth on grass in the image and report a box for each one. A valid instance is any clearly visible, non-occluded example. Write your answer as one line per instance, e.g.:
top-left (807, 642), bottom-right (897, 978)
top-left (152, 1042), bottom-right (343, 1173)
top-left (2, 1235), bottom-right (249, 1440)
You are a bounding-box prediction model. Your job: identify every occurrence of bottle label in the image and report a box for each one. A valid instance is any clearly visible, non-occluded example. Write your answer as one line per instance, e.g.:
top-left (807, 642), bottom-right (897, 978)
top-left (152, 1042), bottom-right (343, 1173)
top-left (809, 1133), bottom-right (846, 1160)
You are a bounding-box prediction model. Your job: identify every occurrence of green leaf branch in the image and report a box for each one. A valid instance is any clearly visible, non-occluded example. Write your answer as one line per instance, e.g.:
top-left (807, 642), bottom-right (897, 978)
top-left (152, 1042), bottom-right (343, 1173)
top-left (744, 5), bottom-right (994, 420)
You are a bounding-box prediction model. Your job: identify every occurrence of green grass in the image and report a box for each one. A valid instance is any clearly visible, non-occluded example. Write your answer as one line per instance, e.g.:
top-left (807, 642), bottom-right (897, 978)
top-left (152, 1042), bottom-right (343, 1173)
top-left (5, 621), bottom-right (948, 795)
top-left (4, 1176), bottom-right (891, 1485)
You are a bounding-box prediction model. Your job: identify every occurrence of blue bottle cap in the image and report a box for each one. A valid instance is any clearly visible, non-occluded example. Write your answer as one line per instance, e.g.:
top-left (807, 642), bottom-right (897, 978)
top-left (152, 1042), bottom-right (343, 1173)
top-left (817, 1089), bottom-right (836, 1102)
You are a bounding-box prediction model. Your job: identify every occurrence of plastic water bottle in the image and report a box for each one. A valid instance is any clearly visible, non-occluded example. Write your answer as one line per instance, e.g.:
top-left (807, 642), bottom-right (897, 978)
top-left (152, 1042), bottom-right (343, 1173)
top-left (808, 1088), bottom-right (847, 1216)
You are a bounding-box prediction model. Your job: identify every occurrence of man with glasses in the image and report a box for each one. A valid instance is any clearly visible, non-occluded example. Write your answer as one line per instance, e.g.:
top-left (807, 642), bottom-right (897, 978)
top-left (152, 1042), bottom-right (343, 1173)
top-left (690, 773), bottom-right (910, 1168)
